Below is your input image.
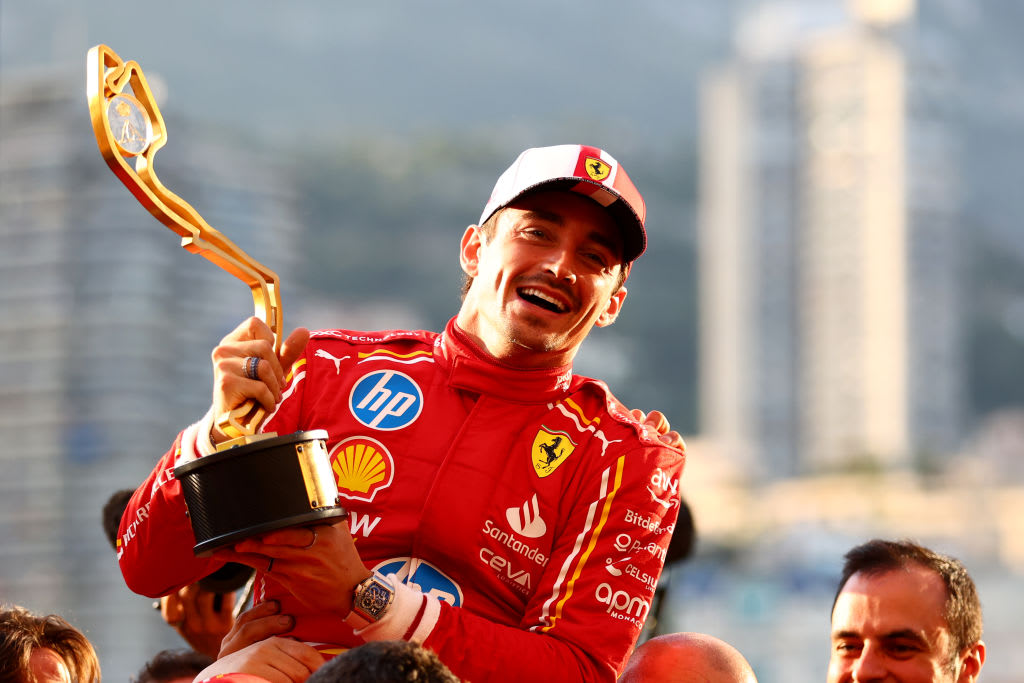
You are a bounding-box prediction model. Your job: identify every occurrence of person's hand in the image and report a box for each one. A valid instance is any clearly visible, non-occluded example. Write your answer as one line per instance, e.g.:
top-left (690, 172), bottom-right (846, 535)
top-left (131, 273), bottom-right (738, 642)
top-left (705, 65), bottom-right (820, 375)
top-left (210, 317), bottom-right (309, 445)
top-left (632, 409), bottom-right (686, 451)
top-left (219, 600), bottom-right (296, 659)
top-left (216, 519), bottom-right (371, 617)
top-left (195, 637), bottom-right (323, 683)
top-left (159, 582), bottom-right (235, 660)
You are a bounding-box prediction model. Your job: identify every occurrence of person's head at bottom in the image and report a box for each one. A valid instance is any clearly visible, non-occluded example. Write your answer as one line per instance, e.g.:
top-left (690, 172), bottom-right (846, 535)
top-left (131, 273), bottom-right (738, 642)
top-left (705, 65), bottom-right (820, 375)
top-left (0, 604), bottom-right (100, 683)
top-left (618, 632), bottom-right (757, 683)
top-left (134, 648), bottom-right (213, 683)
top-left (827, 538), bottom-right (985, 683)
top-left (306, 640), bottom-right (460, 683)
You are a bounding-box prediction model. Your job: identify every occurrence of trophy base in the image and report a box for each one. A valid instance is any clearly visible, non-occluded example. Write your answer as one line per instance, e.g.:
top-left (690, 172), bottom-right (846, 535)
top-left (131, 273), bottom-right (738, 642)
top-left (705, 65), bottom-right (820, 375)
top-left (174, 429), bottom-right (347, 556)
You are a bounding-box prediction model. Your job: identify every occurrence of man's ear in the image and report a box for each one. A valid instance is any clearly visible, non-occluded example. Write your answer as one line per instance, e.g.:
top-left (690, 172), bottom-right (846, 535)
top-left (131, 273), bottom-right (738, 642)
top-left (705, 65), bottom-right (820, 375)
top-left (958, 641), bottom-right (985, 683)
top-left (460, 224), bottom-right (482, 277)
top-left (595, 286), bottom-right (627, 328)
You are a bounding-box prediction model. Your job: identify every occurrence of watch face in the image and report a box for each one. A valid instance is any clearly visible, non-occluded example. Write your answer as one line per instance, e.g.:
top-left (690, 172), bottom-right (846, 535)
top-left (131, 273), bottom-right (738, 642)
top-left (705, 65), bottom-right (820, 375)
top-left (358, 579), bottom-right (392, 617)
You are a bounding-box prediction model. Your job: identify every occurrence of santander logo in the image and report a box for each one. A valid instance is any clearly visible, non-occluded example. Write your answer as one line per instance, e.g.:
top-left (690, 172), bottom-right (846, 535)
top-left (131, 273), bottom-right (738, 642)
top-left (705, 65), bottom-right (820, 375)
top-left (505, 494), bottom-right (547, 539)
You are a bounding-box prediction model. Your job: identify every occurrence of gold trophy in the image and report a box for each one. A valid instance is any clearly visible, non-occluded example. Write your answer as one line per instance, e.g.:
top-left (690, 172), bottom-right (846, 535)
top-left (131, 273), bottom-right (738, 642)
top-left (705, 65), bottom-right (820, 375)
top-left (87, 45), bottom-right (346, 554)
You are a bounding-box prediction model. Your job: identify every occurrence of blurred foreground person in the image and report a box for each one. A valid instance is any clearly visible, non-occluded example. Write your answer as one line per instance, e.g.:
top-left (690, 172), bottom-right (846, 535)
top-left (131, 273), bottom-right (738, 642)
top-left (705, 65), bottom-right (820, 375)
top-left (306, 640), bottom-right (460, 683)
top-left (133, 648), bottom-right (212, 683)
top-left (102, 488), bottom-right (247, 659)
top-left (117, 144), bottom-right (687, 682)
top-left (618, 632), bottom-right (757, 683)
top-left (0, 605), bottom-right (100, 683)
top-left (191, 637), bottom-right (323, 683)
top-left (827, 539), bottom-right (985, 683)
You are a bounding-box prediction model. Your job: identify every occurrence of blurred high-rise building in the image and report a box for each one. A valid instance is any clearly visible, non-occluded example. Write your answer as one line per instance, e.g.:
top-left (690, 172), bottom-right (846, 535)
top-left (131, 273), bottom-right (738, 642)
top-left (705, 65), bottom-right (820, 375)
top-left (697, 0), bottom-right (963, 477)
top-left (0, 68), bottom-right (302, 676)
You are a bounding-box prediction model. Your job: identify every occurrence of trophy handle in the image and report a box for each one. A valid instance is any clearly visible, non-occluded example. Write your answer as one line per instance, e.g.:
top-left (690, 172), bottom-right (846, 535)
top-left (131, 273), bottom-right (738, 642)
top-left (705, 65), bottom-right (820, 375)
top-left (86, 44), bottom-right (278, 442)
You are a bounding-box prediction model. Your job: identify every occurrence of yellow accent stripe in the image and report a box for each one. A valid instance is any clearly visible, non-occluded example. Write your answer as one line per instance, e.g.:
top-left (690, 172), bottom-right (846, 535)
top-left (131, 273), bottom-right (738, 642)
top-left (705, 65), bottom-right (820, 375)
top-left (564, 397), bottom-right (601, 426)
top-left (357, 349), bottom-right (432, 360)
top-left (541, 455), bottom-right (624, 632)
top-left (286, 357), bottom-right (307, 383)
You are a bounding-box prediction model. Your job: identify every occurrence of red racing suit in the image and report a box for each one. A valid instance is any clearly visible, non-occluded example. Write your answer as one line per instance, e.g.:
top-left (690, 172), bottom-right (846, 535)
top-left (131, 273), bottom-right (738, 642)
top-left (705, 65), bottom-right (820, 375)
top-left (118, 318), bottom-right (686, 682)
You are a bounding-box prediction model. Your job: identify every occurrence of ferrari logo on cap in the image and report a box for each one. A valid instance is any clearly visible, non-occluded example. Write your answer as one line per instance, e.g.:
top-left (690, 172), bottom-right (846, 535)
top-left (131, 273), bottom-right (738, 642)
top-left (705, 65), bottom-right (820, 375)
top-left (584, 157), bottom-right (611, 182)
top-left (532, 427), bottom-right (577, 478)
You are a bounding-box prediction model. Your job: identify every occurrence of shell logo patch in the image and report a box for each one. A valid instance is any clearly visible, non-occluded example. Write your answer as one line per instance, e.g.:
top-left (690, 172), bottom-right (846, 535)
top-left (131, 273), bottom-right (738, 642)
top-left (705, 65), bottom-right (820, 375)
top-left (532, 427), bottom-right (577, 478)
top-left (330, 436), bottom-right (394, 503)
top-left (584, 157), bottom-right (611, 182)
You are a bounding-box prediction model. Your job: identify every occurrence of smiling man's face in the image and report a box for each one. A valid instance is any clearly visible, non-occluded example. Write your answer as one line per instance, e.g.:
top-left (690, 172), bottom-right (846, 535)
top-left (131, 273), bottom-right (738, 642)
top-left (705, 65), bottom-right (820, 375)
top-left (457, 190), bottom-right (627, 369)
top-left (827, 565), bottom-right (984, 683)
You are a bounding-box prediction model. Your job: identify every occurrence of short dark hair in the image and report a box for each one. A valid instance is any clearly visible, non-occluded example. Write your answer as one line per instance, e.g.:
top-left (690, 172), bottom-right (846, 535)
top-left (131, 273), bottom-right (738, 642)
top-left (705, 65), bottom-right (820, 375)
top-left (306, 640), bottom-right (461, 683)
top-left (133, 648), bottom-right (213, 683)
top-left (833, 539), bottom-right (983, 659)
top-left (460, 209), bottom-right (629, 300)
top-left (0, 605), bottom-right (100, 683)
top-left (101, 488), bottom-right (136, 550)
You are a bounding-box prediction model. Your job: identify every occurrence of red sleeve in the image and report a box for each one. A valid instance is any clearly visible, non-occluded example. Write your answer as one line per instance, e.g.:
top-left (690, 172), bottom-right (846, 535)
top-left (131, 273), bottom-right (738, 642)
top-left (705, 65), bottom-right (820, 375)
top-left (117, 355), bottom-right (308, 598)
top-left (116, 425), bottom-right (223, 597)
top-left (364, 441), bottom-right (686, 682)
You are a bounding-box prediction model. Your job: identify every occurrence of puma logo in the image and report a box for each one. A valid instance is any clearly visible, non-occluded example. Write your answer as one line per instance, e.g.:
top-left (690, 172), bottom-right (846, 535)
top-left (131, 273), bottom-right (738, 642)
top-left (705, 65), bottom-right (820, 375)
top-left (315, 349), bottom-right (350, 374)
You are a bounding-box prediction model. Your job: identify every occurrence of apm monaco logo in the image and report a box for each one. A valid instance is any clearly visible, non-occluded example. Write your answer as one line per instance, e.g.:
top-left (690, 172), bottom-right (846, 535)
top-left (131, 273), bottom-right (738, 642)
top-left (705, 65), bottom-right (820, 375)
top-left (329, 436), bottom-right (395, 503)
top-left (349, 370), bottom-right (423, 430)
top-left (584, 156), bottom-right (611, 182)
top-left (531, 427), bottom-right (577, 478)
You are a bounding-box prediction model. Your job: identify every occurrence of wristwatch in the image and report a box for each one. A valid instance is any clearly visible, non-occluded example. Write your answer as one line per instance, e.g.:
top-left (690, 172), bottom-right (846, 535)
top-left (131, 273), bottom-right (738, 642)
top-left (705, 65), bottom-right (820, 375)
top-left (345, 572), bottom-right (395, 629)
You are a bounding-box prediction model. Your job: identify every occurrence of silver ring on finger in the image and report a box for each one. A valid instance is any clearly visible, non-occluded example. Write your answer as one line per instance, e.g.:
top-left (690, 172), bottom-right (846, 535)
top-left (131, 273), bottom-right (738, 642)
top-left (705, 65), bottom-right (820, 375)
top-left (244, 356), bottom-right (261, 381)
top-left (301, 527), bottom-right (318, 549)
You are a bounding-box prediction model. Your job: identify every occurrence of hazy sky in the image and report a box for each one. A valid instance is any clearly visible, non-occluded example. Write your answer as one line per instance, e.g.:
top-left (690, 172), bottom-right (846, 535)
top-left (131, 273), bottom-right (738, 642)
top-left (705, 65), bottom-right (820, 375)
top-left (1, 1), bottom-right (733, 145)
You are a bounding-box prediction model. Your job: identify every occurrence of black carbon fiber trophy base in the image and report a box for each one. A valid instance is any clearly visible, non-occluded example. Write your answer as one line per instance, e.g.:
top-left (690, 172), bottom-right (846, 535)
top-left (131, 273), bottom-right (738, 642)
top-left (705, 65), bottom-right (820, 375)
top-left (174, 430), bottom-right (346, 555)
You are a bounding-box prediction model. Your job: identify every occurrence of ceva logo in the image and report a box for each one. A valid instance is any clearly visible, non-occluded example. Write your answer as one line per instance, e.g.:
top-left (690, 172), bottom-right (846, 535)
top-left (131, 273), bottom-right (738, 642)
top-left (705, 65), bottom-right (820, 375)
top-left (505, 494), bottom-right (547, 539)
top-left (349, 370), bottom-right (423, 430)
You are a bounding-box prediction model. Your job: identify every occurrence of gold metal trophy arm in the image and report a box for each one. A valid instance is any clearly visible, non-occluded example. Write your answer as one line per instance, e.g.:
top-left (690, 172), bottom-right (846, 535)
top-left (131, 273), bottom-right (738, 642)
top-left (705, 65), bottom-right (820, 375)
top-left (86, 44), bottom-right (277, 443)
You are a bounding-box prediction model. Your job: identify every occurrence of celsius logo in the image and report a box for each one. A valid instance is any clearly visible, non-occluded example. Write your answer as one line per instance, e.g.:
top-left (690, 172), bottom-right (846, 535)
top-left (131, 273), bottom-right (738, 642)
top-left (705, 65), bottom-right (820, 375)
top-left (349, 370), bottom-right (423, 430)
top-left (505, 494), bottom-right (547, 539)
top-left (374, 557), bottom-right (462, 607)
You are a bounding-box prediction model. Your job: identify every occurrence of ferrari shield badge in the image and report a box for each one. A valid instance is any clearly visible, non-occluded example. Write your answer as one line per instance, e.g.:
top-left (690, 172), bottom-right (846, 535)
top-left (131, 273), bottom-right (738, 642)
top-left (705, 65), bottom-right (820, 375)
top-left (531, 427), bottom-right (577, 478)
top-left (584, 157), bottom-right (611, 182)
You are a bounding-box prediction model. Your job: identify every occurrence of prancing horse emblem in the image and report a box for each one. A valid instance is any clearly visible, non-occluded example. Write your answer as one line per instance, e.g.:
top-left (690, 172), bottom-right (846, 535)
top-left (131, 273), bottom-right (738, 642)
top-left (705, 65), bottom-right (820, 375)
top-left (531, 427), bottom-right (577, 478)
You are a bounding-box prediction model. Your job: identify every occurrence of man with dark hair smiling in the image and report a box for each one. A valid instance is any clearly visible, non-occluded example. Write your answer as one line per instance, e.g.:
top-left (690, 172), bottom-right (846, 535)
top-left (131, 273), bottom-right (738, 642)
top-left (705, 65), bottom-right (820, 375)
top-left (827, 539), bottom-right (986, 683)
top-left (117, 145), bottom-right (686, 682)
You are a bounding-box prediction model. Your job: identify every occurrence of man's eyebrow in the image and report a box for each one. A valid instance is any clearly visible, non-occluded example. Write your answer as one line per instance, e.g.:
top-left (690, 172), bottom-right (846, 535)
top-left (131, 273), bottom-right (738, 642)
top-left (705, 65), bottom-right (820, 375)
top-left (520, 209), bottom-right (564, 225)
top-left (880, 629), bottom-right (929, 644)
top-left (832, 630), bottom-right (862, 640)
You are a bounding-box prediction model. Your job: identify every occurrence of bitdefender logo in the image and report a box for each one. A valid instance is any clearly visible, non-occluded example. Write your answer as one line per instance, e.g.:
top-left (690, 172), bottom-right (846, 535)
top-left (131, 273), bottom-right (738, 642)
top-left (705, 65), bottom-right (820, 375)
top-left (505, 494), bottom-right (547, 539)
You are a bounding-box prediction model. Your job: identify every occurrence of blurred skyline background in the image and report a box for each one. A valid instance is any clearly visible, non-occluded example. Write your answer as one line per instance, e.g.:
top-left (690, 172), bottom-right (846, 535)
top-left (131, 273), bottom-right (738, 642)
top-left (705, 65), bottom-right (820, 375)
top-left (2, 0), bottom-right (1023, 680)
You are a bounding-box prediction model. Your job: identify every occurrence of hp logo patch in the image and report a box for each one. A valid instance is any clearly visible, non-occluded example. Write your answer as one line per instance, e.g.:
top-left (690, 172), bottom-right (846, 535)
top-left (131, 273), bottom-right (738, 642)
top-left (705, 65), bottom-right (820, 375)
top-left (349, 370), bottom-right (423, 430)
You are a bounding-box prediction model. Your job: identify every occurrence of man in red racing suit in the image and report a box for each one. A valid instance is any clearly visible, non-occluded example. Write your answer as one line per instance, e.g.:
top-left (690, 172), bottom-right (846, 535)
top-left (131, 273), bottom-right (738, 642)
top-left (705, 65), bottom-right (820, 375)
top-left (117, 144), bottom-right (687, 682)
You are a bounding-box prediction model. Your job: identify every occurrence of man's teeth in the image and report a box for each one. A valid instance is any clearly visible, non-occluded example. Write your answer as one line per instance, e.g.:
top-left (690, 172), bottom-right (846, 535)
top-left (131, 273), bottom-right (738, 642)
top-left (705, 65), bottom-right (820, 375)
top-left (520, 288), bottom-right (566, 313)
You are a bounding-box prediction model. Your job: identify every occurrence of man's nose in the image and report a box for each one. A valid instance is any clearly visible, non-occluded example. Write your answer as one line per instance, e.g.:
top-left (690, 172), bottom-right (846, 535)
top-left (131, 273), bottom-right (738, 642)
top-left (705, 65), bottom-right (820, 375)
top-left (850, 643), bottom-right (887, 682)
top-left (543, 249), bottom-right (576, 283)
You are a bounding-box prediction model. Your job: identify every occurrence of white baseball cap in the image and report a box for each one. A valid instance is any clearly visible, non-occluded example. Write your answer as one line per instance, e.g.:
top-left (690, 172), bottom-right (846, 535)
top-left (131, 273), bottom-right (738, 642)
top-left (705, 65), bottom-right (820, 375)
top-left (479, 144), bottom-right (647, 263)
